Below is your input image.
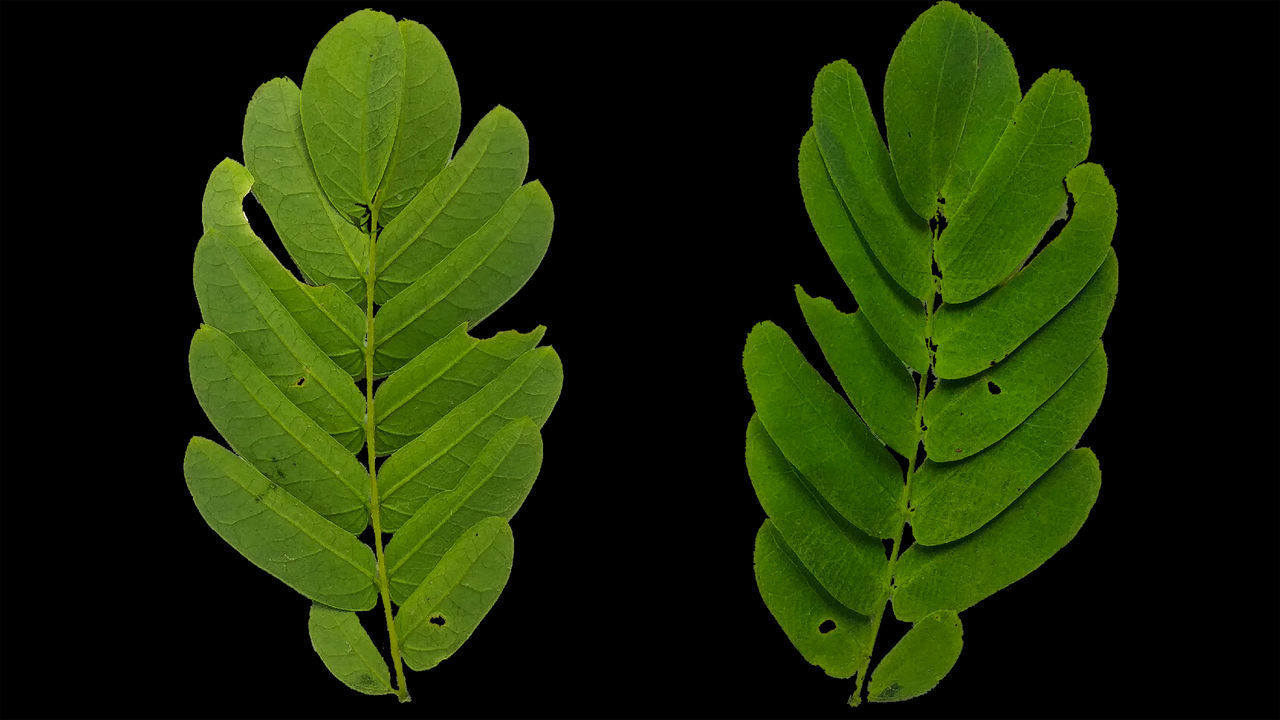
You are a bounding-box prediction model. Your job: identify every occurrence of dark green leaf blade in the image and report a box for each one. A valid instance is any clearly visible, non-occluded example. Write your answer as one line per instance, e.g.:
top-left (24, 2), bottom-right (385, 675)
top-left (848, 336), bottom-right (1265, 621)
top-left (373, 181), bottom-right (553, 376)
top-left (893, 448), bottom-right (1101, 622)
top-left (374, 323), bottom-right (545, 455)
top-left (378, 346), bottom-right (563, 531)
top-left (242, 78), bottom-right (368, 299)
top-left (308, 604), bottom-right (394, 695)
top-left (376, 20), bottom-right (461, 224)
top-left (188, 326), bottom-right (369, 533)
top-left (884, 2), bottom-right (1019, 218)
top-left (936, 69), bottom-right (1092, 303)
top-left (194, 230), bottom-right (365, 450)
top-left (385, 419), bottom-right (541, 605)
top-left (924, 250), bottom-right (1117, 460)
top-left (911, 344), bottom-right (1106, 545)
top-left (747, 415), bottom-right (889, 615)
top-left (374, 107), bottom-right (529, 304)
top-left (183, 437), bottom-right (378, 611)
top-left (201, 159), bottom-right (365, 377)
top-left (867, 610), bottom-right (963, 703)
top-left (744, 322), bottom-right (903, 538)
top-left (812, 60), bottom-right (934, 301)
top-left (933, 163), bottom-right (1118, 378)
top-left (796, 288), bottom-right (919, 457)
top-left (300, 9), bottom-right (405, 223)
top-left (798, 129), bottom-right (928, 372)
top-left (396, 516), bottom-right (515, 672)
top-left (754, 521), bottom-right (873, 679)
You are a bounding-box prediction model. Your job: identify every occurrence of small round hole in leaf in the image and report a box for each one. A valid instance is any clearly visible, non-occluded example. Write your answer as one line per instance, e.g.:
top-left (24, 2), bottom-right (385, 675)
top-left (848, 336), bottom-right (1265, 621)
top-left (818, 619), bottom-right (836, 634)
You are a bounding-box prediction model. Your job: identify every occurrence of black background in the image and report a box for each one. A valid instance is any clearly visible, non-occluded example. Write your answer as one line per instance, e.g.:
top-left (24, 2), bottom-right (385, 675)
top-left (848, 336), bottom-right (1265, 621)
top-left (2, 2), bottom-right (1277, 718)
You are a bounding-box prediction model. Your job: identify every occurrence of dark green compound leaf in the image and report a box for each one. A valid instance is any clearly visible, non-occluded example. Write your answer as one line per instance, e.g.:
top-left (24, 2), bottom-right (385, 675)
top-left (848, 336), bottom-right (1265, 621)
top-left (867, 611), bottom-right (963, 703)
top-left (745, 2), bottom-right (1115, 707)
top-left (186, 9), bottom-right (558, 702)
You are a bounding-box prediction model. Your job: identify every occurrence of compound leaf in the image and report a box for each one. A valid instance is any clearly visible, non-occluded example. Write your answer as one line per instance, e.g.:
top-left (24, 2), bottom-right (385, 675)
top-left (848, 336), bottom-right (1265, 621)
top-left (308, 604), bottom-right (394, 695)
top-left (867, 611), bottom-right (963, 703)
top-left (188, 10), bottom-right (558, 701)
top-left (396, 516), bottom-right (515, 672)
top-left (183, 437), bottom-right (378, 611)
top-left (745, 2), bottom-right (1114, 707)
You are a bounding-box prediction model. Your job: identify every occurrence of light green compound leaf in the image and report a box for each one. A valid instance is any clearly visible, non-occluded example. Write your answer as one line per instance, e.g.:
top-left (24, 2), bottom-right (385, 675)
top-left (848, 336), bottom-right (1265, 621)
top-left (798, 129), bottom-right (928, 372)
top-left (396, 516), bottom-right (515, 672)
top-left (300, 9), bottom-right (405, 224)
top-left (747, 2), bottom-right (1113, 707)
top-left (747, 415), bottom-right (889, 615)
top-left (893, 448), bottom-right (1101, 622)
top-left (744, 322), bottom-right (903, 539)
top-left (183, 438), bottom-right (377, 611)
top-left (812, 60), bottom-right (934, 301)
top-left (375, 107), bottom-right (529, 304)
top-left (242, 77), bottom-right (368, 299)
top-left (867, 611), bottom-right (963, 703)
top-left (884, 1), bottom-right (1019, 219)
top-left (795, 288), bottom-right (918, 457)
top-left (308, 604), bottom-right (394, 695)
top-left (374, 181), bottom-right (553, 376)
top-left (374, 323), bottom-right (545, 455)
top-left (936, 69), bottom-right (1092, 303)
top-left (933, 163), bottom-right (1118, 378)
top-left (189, 10), bottom-right (558, 701)
top-left (201, 160), bottom-right (365, 377)
top-left (189, 326), bottom-right (369, 533)
top-left (375, 20), bottom-right (461, 225)
top-left (385, 419), bottom-right (541, 605)
top-left (754, 521), bottom-right (873, 679)
top-left (379, 346), bottom-right (563, 531)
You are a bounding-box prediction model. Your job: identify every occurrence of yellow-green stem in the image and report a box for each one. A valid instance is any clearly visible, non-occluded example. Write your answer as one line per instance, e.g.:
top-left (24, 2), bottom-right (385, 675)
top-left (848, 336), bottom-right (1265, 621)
top-left (363, 200), bottom-right (411, 702)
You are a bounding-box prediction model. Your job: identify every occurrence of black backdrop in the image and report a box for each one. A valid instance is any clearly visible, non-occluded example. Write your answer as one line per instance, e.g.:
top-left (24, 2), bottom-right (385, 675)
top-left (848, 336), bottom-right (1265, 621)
top-left (1, 2), bottom-right (1277, 718)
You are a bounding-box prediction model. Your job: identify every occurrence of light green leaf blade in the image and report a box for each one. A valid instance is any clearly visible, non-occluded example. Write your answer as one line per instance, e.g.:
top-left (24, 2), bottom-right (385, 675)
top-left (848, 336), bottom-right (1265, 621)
top-left (747, 415), bottom-right (889, 615)
top-left (924, 250), bottom-right (1117, 460)
top-left (386, 419), bottom-right (540, 605)
top-left (936, 69), bottom-right (1091, 303)
top-left (194, 230), bottom-right (365, 451)
top-left (796, 287), bottom-right (919, 457)
top-left (798, 129), bottom-right (928, 372)
top-left (373, 181), bottom-right (553, 376)
top-left (308, 604), bottom-right (394, 695)
top-left (934, 163), bottom-right (1118, 378)
top-left (183, 437), bottom-right (377, 611)
top-left (376, 20), bottom-right (461, 224)
top-left (884, 2), bottom-right (1018, 218)
top-left (812, 60), bottom-right (934, 301)
top-left (743, 322), bottom-right (903, 539)
top-left (375, 107), bottom-right (529, 304)
top-left (867, 610), bottom-right (963, 703)
top-left (379, 346), bottom-right (563, 531)
top-left (912, 344), bottom-right (1106, 545)
top-left (754, 521), bottom-right (873, 679)
top-left (893, 448), bottom-right (1101, 622)
top-left (188, 326), bottom-right (369, 533)
top-left (242, 77), bottom-right (368, 299)
top-left (201, 159), bottom-right (365, 377)
top-left (375, 323), bottom-right (545, 455)
top-left (300, 9), bottom-right (405, 224)
top-left (396, 516), bottom-right (514, 672)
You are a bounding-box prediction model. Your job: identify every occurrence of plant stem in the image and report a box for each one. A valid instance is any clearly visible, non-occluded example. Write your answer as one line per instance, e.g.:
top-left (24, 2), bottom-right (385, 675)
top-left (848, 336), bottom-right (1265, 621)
top-left (363, 200), bottom-right (411, 703)
top-left (848, 278), bottom-right (938, 707)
